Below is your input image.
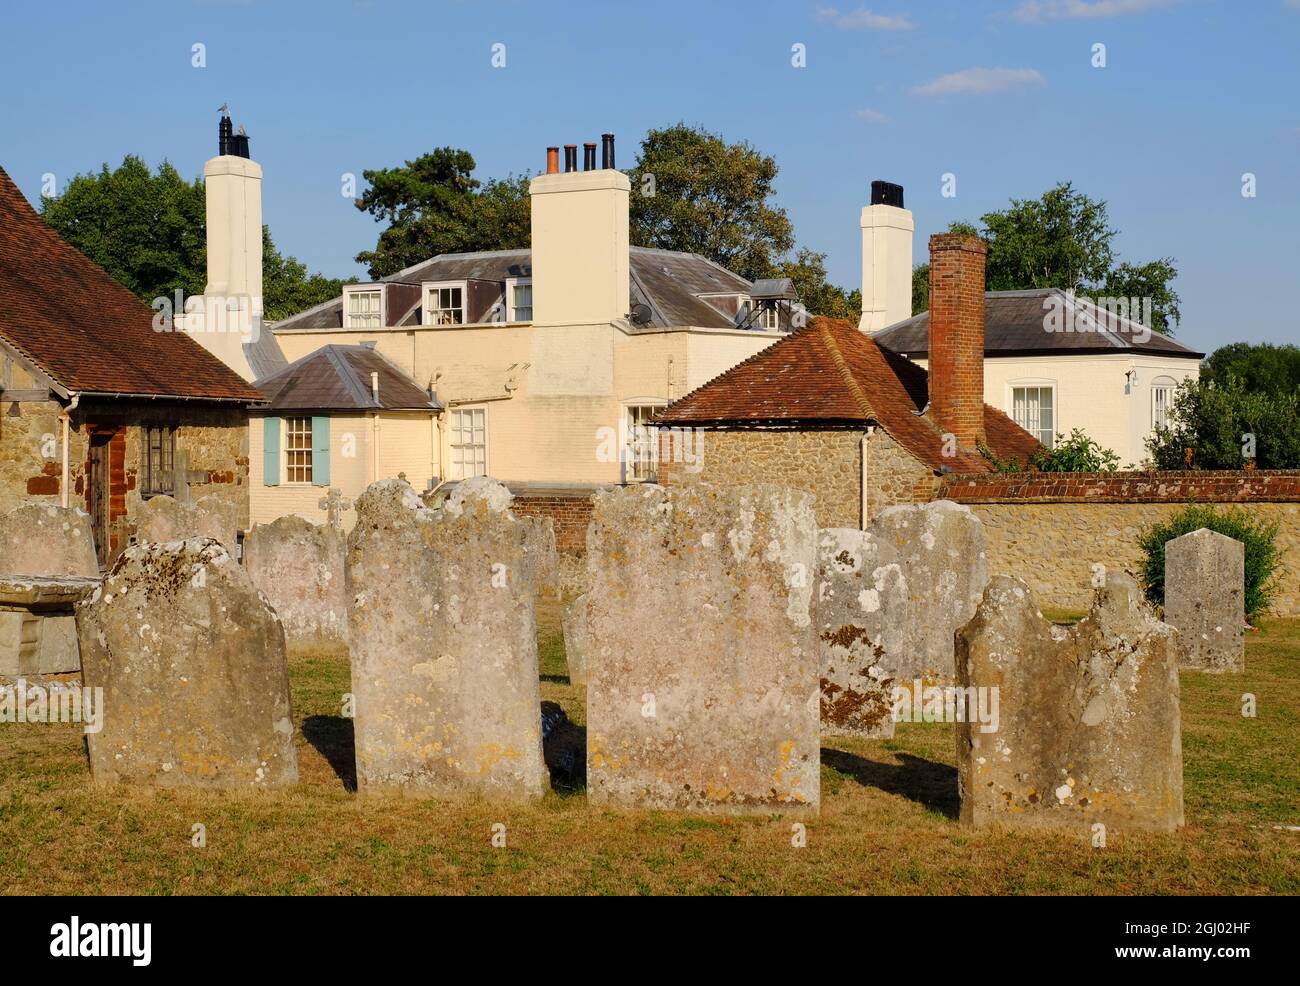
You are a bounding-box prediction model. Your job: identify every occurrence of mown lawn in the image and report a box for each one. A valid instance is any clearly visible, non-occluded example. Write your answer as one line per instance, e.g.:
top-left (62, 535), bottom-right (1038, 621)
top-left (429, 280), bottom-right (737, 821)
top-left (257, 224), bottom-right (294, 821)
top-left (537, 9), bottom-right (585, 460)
top-left (1, 607), bottom-right (1297, 895)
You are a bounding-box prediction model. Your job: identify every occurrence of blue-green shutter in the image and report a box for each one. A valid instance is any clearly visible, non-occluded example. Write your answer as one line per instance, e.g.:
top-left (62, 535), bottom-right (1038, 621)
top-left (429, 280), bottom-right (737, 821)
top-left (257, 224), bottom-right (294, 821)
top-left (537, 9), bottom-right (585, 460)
top-left (263, 417), bottom-right (280, 487)
top-left (312, 416), bottom-right (331, 486)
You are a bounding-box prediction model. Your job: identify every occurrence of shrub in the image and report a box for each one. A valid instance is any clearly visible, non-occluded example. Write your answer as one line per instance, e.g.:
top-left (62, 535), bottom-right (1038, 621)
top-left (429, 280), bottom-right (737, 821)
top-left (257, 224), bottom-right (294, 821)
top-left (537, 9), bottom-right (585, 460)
top-left (1146, 376), bottom-right (1300, 469)
top-left (1031, 428), bottom-right (1121, 472)
top-left (1137, 504), bottom-right (1280, 619)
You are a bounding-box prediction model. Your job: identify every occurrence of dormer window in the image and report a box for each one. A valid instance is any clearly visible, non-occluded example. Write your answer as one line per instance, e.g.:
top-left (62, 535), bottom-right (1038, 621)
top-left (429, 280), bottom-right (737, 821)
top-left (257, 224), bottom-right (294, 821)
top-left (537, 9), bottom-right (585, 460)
top-left (507, 277), bottom-right (532, 322)
top-left (344, 288), bottom-right (382, 328)
top-left (424, 283), bottom-right (465, 326)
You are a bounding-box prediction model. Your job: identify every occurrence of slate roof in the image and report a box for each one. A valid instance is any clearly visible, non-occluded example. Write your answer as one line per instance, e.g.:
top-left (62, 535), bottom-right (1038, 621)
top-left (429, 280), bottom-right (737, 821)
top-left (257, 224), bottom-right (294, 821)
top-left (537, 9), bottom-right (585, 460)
top-left (271, 246), bottom-right (766, 332)
top-left (655, 317), bottom-right (1041, 474)
top-left (874, 288), bottom-right (1204, 359)
top-left (0, 166), bottom-right (263, 402)
top-left (253, 344), bottom-right (441, 412)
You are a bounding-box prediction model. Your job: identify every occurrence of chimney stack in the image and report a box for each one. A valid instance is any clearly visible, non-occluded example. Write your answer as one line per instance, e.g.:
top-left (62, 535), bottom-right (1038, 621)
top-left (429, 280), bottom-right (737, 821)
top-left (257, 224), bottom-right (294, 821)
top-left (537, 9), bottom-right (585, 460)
top-left (601, 133), bottom-right (615, 169)
top-left (859, 179), bottom-right (914, 332)
top-left (927, 233), bottom-right (987, 449)
top-left (583, 142), bottom-right (597, 171)
top-left (529, 133), bottom-right (629, 326)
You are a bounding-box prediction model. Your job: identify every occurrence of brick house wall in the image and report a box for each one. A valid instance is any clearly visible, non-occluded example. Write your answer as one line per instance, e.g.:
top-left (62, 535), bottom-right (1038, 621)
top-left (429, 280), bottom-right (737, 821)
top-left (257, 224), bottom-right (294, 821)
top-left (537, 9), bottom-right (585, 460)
top-left (941, 470), bottom-right (1300, 616)
top-left (0, 398), bottom-right (249, 564)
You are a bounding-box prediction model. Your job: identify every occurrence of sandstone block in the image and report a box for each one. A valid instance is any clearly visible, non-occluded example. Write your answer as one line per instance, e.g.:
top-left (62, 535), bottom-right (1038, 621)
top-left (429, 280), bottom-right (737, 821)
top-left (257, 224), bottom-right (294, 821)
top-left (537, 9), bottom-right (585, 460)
top-left (243, 515), bottom-right (348, 644)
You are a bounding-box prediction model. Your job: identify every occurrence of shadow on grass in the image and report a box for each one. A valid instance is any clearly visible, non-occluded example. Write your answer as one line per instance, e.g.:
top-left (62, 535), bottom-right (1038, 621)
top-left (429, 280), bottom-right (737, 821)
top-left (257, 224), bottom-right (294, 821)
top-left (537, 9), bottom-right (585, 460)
top-left (544, 719), bottom-right (587, 795)
top-left (821, 748), bottom-right (959, 819)
top-left (303, 715), bottom-right (357, 792)
top-left (540, 673), bottom-right (571, 686)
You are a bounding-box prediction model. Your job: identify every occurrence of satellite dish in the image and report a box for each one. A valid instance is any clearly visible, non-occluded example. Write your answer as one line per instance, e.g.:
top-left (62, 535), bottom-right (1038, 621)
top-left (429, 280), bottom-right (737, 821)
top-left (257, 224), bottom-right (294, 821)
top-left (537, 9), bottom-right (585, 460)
top-left (630, 303), bottom-right (653, 326)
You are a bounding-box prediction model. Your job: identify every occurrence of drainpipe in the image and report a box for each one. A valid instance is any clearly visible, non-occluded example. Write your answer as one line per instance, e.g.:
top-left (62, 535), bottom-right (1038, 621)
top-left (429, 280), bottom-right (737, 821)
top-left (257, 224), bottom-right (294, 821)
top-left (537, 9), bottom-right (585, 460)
top-left (60, 392), bottom-right (81, 508)
top-left (860, 425), bottom-right (875, 529)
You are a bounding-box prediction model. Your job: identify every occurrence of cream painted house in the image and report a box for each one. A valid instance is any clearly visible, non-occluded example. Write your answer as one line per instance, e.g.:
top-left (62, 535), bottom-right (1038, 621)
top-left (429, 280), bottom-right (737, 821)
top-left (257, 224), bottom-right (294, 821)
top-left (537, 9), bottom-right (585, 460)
top-left (857, 182), bottom-right (1202, 467)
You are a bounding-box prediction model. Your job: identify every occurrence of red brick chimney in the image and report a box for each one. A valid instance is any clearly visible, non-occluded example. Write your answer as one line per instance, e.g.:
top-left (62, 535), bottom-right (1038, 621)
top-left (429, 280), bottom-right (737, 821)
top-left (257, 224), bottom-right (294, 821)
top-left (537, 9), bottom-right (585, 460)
top-left (927, 233), bottom-right (987, 448)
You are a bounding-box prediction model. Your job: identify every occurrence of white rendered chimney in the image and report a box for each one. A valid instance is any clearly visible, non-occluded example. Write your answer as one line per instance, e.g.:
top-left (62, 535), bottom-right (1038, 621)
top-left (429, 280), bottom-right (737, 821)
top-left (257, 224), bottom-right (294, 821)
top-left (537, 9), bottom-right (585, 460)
top-left (528, 136), bottom-right (629, 326)
top-left (858, 180), bottom-right (914, 333)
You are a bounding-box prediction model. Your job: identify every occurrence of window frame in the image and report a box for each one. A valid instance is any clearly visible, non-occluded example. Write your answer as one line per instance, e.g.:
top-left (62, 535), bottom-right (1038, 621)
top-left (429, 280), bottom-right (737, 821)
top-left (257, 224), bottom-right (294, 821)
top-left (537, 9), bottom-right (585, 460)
top-left (1008, 382), bottom-right (1057, 449)
top-left (282, 415), bottom-right (315, 485)
top-left (448, 406), bottom-right (488, 479)
top-left (505, 276), bottom-right (533, 323)
top-left (140, 424), bottom-right (177, 498)
top-left (623, 401), bottom-right (668, 483)
top-left (1151, 375), bottom-right (1177, 431)
top-left (343, 286), bottom-right (385, 329)
top-left (423, 281), bottom-right (468, 326)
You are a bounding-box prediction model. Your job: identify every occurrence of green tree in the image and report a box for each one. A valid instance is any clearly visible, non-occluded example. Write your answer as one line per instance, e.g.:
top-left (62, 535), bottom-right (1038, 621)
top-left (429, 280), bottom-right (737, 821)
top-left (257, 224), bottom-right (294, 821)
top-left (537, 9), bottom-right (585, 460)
top-left (41, 155), bottom-right (339, 318)
top-left (627, 124), bottom-right (794, 282)
top-left (911, 185), bottom-right (1181, 333)
top-left (1202, 342), bottom-right (1300, 395)
top-left (1146, 376), bottom-right (1300, 469)
top-left (777, 248), bottom-right (860, 320)
top-left (353, 148), bottom-right (529, 277)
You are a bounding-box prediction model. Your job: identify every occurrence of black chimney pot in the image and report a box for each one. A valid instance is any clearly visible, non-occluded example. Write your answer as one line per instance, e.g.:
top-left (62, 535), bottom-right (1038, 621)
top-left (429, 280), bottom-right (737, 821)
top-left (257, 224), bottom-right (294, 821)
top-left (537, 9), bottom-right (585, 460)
top-left (870, 180), bottom-right (904, 209)
top-left (601, 133), bottom-right (615, 169)
top-left (583, 142), bottom-right (597, 171)
top-left (563, 145), bottom-right (577, 173)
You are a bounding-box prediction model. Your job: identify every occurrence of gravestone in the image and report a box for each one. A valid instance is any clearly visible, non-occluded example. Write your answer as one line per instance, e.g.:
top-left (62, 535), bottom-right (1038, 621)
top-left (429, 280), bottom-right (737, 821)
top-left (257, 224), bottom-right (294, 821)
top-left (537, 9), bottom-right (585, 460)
top-left (955, 573), bottom-right (1183, 834)
top-left (243, 515), bottom-right (348, 644)
top-left (1164, 528), bottom-right (1245, 672)
top-left (347, 477), bottom-right (549, 801)
top-left (76, 538), bottom-right (298, 788)
top-left (585, 483), bottom-right (820, 815)
top-left (135, 494), bottom-right (238, 549)
top-left (561, 594), bottom-right (590, 686)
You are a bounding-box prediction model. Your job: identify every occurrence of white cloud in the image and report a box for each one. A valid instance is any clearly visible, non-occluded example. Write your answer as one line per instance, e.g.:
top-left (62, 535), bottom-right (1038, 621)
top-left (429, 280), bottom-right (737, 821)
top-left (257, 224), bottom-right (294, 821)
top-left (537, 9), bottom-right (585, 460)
top-left (1012, 0), bottom-right (1178, 22)
top-left (855, 108), bottom-right (890, 123)
top-left (816, 6), bottom-right (915, 30)
top-left (911, 67), bottom-right (1045, 96)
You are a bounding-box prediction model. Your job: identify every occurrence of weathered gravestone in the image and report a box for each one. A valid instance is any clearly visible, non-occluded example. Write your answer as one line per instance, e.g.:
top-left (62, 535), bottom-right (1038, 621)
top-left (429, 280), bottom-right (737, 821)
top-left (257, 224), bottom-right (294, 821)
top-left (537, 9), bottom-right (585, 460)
top-left (815, 528), bottom-right (908, 737)
top-left (585, 483), bottom-right (820, 815)
top-left (955, 573), bottom-right (1183, 834)
top-left (243, 515), bottom-right (348, 644)
top-left (560, 594), bottom-right (589, 686)
top-left (871, 500), bottom-right (988, 683)
top-left (76, 538), bottom-right (298, 788)
top-left (134, 494), bottom-right (238, 549)
top-left (347, 477), bottom-right (549, 801)
top-left (1164, 528), bottom-right (1245, 673)
top-left (0, 504), bottom-right (100, 676)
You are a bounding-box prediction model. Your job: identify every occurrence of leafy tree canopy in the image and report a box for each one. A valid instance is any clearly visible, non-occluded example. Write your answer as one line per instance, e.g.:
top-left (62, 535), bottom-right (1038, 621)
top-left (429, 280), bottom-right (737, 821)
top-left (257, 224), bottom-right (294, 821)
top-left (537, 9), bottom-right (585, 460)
top-left (911, 183), bottom-right (1180, 334)
top-left (41, 155), bottom-right (340, 320)
top-left (1201, 342), bottom-right (1300, 395)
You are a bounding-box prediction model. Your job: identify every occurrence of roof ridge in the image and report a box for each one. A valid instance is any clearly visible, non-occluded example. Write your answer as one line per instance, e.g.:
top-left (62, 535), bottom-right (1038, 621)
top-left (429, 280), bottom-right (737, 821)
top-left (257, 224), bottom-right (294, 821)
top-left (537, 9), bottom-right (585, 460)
top-left (817, 321), bottom-right (875, 419)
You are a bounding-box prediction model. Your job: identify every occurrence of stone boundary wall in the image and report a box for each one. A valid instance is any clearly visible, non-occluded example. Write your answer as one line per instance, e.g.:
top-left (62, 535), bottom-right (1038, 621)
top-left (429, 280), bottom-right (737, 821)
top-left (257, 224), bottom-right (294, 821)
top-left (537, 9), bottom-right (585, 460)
top-left (940, 471), bottom-right (1300, 616)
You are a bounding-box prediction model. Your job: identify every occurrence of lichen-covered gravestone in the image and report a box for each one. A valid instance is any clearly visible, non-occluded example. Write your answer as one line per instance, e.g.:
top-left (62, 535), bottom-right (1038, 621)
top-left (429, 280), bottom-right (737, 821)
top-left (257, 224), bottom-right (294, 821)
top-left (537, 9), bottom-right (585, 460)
top-left (347, 476), bottom-right (549, 800)
top-left (560, 594), bottom-right (589, 686)
top-left (586, 483), bottom-right (820, 815)
top-left (871, 501), bottom-right (988, 682)
top-left (76, 538), bottom-right (298, 788)
top-left (1164, 528), bottom-right (1245, 673)
top-left (0, 503), bottom-right (99, 576)
top-left (134, 494), bottom-right (238, 549)
top-left (955, 573), bottom-right (1183, 834)
top-left (0, 504), bottom-right (100, 676)
top-left (815, 528), bottom-right (907, 737)
top-left (243, 515), bottom-right (348, 644)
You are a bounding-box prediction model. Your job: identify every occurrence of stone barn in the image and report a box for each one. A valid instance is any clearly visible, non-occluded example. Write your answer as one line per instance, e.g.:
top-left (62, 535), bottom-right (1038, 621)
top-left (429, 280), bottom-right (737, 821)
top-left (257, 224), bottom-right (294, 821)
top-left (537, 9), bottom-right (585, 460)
top-left (657, 235), bottom-right (1040, 527)
top-left (0, 166), bottom-right (262, 565)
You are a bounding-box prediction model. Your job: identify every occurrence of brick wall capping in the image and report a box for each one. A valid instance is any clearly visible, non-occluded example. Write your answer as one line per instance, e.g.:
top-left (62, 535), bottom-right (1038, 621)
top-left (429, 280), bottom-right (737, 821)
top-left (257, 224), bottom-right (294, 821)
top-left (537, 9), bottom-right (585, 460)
top-left (940, 469), bottom-right (1300, 504)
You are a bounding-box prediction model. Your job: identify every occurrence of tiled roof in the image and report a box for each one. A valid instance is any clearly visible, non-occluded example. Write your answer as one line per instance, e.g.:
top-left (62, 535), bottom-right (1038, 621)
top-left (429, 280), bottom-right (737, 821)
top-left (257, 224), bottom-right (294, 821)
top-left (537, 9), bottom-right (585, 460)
top-left (254, 344), bottom-right (441, 412)
top-left (271, 246), bottom-right (775, 332)
top-left (656, 317), bottom-right (1041, 474)
top-left (0, 166), bottom-right (263, 401)
top-left (874, 288), bottom-right (1203, 359)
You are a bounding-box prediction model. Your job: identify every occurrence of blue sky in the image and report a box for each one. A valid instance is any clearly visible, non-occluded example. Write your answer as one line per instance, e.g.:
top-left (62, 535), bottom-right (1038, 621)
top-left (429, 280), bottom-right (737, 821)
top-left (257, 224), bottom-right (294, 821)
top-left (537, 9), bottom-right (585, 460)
top-left (1, 0), bottom-right (1297, 353)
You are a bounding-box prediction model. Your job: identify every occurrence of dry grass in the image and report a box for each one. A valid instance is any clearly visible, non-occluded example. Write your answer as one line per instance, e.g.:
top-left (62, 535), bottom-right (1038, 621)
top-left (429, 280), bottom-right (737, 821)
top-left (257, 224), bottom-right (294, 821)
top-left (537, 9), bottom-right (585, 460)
top-left (2, 607), bottom-right (1297, 895)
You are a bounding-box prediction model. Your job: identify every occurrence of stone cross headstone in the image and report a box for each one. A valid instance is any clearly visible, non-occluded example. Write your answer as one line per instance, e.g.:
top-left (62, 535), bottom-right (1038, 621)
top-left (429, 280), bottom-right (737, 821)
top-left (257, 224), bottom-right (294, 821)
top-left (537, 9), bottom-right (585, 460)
top-left (318, 488), bottom-right (352, 529)
top-left (1164, 527), bottom-right (1245, 672)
